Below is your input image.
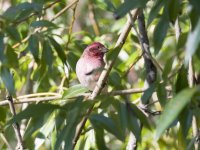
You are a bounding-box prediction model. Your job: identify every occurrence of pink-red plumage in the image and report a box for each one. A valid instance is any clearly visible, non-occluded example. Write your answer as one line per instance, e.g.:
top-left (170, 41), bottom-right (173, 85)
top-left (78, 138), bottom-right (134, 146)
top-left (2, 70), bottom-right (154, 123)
top-left (76, 42), bottom-right (108, 91)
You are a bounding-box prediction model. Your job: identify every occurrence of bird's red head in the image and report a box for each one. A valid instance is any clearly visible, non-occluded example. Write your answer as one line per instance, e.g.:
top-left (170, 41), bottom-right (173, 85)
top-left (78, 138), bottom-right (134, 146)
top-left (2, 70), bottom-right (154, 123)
top-left (83, 42), bottom-right (108, 58)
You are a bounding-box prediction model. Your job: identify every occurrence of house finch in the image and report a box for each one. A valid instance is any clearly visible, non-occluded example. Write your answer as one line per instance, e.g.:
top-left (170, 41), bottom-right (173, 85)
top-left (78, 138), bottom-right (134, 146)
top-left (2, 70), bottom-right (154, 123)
top-left (76, 42), bottom-right (108, 91)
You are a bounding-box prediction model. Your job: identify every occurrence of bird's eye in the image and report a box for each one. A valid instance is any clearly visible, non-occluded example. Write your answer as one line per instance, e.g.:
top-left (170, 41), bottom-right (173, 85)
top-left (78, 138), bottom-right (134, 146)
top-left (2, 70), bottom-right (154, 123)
top-left (97, 46), bottom-right (100, 49)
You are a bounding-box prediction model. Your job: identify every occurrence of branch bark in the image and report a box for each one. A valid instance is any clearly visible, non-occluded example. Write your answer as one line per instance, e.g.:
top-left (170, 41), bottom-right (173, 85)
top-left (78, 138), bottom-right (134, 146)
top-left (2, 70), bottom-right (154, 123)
top-left (126, 9), bottom-right (157, 150)
top-left (137, 11), bottom-right (157, 86)
top-left (7, 95), bottom-right (24, 150)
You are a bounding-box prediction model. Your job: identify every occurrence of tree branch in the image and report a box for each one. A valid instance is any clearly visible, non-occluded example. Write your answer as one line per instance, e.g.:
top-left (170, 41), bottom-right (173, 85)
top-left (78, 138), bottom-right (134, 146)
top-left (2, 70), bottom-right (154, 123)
top-left (0, 88), bottom-right (146, 106)
top-left (137, 10), bottom-right (157, 85)
top-left (7, 95), bottom-right (24, 149)
top-left (72, 9), bottom-right (140, 149)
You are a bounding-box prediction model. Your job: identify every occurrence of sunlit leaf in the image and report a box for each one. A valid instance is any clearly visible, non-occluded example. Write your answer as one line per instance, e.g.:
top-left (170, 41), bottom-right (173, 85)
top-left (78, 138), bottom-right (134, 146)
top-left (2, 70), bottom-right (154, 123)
top-left (55, 99), bottom-right (82, 150)
top-left (92, 124), bottom-right (108, 150)
top-left (0, 107), bottom-right (6, 124)
top-left (185, 18), bottom-right (200, 64)
top-left (63, 84), bottom-right (89, 99)
top-left (156, 87), bottom-right (198, 140)
top-left (5, 46), bottom-right (19, 68)
top-left (147, 0), bottom-right (166, 26)
top-left (7, 104), bottom-right (61, 125)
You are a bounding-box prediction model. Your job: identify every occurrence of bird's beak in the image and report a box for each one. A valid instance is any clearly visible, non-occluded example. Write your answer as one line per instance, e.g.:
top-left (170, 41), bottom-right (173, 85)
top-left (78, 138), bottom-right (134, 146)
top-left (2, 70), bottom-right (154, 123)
top-left (100, 47), bottom-right (108, 53)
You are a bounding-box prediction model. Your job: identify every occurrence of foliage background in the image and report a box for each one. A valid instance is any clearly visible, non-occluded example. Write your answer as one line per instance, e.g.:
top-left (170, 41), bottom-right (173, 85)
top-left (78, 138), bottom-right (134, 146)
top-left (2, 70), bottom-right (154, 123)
top-left (0, 0), bottom-right (200, 149)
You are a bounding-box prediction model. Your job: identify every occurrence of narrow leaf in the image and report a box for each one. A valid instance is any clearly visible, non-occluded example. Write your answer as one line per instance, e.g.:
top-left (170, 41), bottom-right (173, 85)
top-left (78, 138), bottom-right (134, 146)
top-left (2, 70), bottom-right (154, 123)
top-left (49, 37), bottom-right (66, 64)
top-left (30, 20), bottom-right (57, 28)
top-left (42, 40), bottom-right (53, 68)
top-left (0, 66), bottom-right (15, 95)
top-left (63, 84), bottom-right (89, 99)
top-left (90, 114), bottom-right (124, 141)
top-left (156, 87), bottom-right (198, 140)
top-left (28, 34), bottom-right (39, 62)
top-left (153, 7), bottom-right (169, 53)
top-left (7, 104), bottom-right (61, 125)
top-left (185, 18), bottom-right (200, 64)
top-left (147, 0), bottom-right (166, 26)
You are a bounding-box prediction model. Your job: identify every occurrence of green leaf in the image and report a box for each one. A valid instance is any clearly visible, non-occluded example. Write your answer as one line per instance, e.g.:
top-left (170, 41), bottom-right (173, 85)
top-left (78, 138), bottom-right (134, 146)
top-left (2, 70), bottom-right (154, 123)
top-left (168, 0), bottom-right (180, 22)
top-left (114, 0), bottom-right (148, 19)
top-left (106, 46), bottom-right (121, 61)
top-left (177, 32), bottom-right (188, 50)
top-left (0, 33), bottom-right (5, 62)
top-left (153, 7), bottom-right (169, 54)
top-left (5, 26), bottom-right (21, 42)
top-left (42, 40), bottom-right (53, 68)
top-left (5, 46), bottom-right (19, 68)
top-left (0, 106), bottom-right (6, 124)
top-left (90, 114), bottom-right (124, 141)
top-left (185, 18), bottom-right (200, 64)
top-left (128, 103), bottom-right (151, 129)
top-left (177, 107), bottom-right (192, 149)
top-left (189, 0), bottom-right (200, 14)
top-left (175, 66), bottom-right (189, 93)
top-left (92, 124), bottom-right (108, 150)
top-left (7, 104), bottom-right (61, 125)
top-left (162, 58), bottom-right (173, 79)
top-left (141, 83), bottom-right (156, 104)
top-left (55, 99), bottom-right (82, 150)
top-left (63, 84), bottom-right (89, 99)
top-left (112, 101), bottom-right (127, 137)
top-left (66, 52), bottom-right (79, 71)
top-left (3, 2), bottom-right (42, 21)
top-left (24, 113), bottom-right (52, 139)
top-left (147, 0), bottom-right (166, 26)
top-left (49, 37), bottom-right (66, 64)
top-left (28, 34), bottom-right (39, 62)
top-left (127, 109), bottom-right (141, 140)
top-left (35, 113), bottom-right (55, 149)
top-left (157, 82), bottom-right (167, 107)
top-left (155, 87), bottom-right (198, 140)
top-left (100, 0), bottom-right (116, 12)
top-left (30, 20), bottom-right (57, 28)
top-left (109, 71), bottom-right (122, 88)
top-left (0, 66), bottom-right (15, 95)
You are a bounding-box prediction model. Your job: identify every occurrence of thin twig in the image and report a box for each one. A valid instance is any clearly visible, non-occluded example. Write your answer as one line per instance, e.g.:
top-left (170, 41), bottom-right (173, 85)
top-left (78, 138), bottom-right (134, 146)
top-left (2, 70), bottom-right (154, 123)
top-left (51, 0), bottom-right (78, 21)
top-left (189, 57), bottom-right (199, 150)
top-left (66, 0), bottom-right (79, 48)
top-left (7, 95), bottom-right (24, 149)
top-left (122, 52), bottom-right (143, 77)
top-left (88, 2), bottom-right (100, 36)
top-left (0, 88), bottom-right (146, 106)
top-left (72, 9), bottom-right (140, 149)
top-left (109, 88), bottom-right (146, 95)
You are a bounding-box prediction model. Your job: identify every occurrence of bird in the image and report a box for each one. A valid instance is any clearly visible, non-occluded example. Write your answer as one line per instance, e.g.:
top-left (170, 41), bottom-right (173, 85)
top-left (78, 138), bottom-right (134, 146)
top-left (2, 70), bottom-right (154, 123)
top-left (76, 42), bottom-right (108, 91)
